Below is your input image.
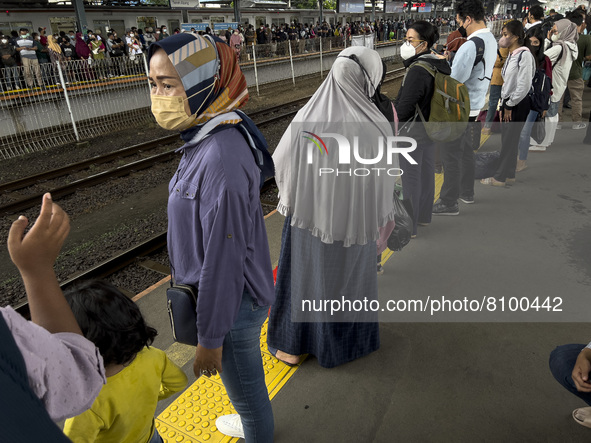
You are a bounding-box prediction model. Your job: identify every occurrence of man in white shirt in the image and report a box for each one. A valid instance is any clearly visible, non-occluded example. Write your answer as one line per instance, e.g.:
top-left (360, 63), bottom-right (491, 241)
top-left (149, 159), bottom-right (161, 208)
top-left (433, 0), bottom-right (497, 214)
top-left (15, 28), bottom-right (43, 88)
top-left (525, 5), bottom-right (544, 31)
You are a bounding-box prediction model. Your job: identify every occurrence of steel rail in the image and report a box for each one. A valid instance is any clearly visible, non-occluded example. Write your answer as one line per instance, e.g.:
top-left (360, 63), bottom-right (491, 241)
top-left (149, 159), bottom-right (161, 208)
top-left (0, 135), bottom-right (179, 194)
top-left (12, 177), bottom-right (277, 317)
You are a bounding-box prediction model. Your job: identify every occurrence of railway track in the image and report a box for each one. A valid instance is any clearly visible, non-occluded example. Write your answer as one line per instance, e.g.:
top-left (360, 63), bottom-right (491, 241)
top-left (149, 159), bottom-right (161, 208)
top-left (8, 67), bottom-right (407, 315)
top-left (13, 177), bottom-right (278, 317)
top-left (0, 97), bottom-right (309, 216)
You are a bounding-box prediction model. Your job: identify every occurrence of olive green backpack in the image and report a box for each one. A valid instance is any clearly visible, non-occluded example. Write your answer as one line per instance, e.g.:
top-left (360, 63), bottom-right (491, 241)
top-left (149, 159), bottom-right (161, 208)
top-left (405, 60), bottom-right (470, 142)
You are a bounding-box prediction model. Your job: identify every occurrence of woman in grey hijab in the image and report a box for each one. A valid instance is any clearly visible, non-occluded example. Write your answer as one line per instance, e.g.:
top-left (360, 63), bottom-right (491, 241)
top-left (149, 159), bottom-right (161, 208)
top-left (268, 46), bottom-right (397, 368)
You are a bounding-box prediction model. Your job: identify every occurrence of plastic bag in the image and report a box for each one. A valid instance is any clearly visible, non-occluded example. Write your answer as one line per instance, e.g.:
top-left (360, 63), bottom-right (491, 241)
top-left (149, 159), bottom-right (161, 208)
top-left (387, 193), bottom-right (414, 252)
top-left (474, 151), bottom-right (500, 179)
top-left (531, 116), bottom-right (546, 144)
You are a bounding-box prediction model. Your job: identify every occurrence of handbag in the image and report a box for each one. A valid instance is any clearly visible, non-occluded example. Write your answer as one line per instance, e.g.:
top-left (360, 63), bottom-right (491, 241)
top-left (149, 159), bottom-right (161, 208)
top-left (531, 115), bottom-right (546, 145)
top-left (166, 283), bottom-right (198, 346)
top-left (387, 192), bottom-right (414, 252)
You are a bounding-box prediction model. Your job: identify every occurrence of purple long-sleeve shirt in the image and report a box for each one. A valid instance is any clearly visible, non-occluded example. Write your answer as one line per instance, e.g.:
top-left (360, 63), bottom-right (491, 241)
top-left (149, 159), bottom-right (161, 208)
top-left (167, 127), bottom-right (275, 349)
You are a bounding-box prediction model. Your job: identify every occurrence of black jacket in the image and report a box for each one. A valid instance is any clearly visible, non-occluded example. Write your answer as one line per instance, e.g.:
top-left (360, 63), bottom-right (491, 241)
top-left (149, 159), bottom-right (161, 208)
top-left (394, 52), bottom-right (452, 123)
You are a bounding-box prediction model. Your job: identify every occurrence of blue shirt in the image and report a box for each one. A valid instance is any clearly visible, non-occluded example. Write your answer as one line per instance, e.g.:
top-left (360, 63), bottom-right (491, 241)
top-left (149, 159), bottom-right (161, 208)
top-left (167, 128), bottom-right (275, 349)
top-left (450, 27), bottom-right (498, 117)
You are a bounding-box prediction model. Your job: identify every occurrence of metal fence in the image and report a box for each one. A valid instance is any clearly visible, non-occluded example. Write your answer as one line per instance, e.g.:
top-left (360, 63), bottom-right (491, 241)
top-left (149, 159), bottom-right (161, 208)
top-left (0, 21), bottom-right (502, 160)
top-left (0, 55), bottom-right (153, 159)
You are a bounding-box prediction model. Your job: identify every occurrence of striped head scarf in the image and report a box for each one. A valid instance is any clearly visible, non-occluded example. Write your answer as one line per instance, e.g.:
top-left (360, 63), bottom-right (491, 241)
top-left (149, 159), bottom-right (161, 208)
top-left (148, 33), bottom-right (248, 127)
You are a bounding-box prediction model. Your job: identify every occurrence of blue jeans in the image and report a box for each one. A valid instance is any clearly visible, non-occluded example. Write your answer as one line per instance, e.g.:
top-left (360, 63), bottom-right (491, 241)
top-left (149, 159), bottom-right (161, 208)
top-left (518, 110), bottom-right (538, 161)
top-left (220, 292), bottom-right (274, 442)
top-left (149, 428), bottom-right (164, 443)
top-left (549, 344), bottom-right (591, 407)
top-left (547, 100), bottom-right (559, 118)
top-left (484, 84), bottom-right (502, 127)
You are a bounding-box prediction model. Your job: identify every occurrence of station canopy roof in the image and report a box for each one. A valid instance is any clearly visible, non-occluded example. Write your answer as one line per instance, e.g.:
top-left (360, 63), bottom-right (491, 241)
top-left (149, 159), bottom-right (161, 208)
top-left (200, 0), bottom-right (288, 6)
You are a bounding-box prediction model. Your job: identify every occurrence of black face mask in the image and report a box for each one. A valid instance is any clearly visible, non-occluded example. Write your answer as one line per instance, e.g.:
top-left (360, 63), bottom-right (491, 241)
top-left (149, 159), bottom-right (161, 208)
top-left (340, 54), bottom-right (395, 123)
top-left (458, 26), bottom-right (467, 37)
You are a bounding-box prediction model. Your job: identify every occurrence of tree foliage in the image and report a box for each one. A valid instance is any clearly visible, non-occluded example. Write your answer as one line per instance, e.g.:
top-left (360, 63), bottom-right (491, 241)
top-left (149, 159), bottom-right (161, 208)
top-left (291, 0), bottom-right (336, 10)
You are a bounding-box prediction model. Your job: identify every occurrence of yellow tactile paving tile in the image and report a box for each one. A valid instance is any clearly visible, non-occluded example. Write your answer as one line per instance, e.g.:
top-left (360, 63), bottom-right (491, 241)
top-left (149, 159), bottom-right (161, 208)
top-left (157, 319), bottom-right (301, 443)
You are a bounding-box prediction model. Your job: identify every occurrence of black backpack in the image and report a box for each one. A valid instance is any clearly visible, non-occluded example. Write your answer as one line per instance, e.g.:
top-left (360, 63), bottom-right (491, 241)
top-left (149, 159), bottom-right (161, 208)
top-left (513, 50), bottom-right (552, 113)
top-left (451, 36), bottom-right (490, 81)
top-left (471, 36), bottom-right (490, 81)
top-left (529, 67), bottom-right (552, 113)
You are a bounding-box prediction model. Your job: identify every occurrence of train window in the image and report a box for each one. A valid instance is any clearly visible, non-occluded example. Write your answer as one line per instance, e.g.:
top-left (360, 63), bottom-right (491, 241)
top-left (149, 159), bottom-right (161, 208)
top-left (137, 16), bottom-right (157, 30)
top-left (5, 21), bottom-right (33, 33)
top-left (49, 17), bottom-right (77, 35)
top-left (93, 20), bottom-right (110, 35)
top-left (210, 16), bottom-right (225, 23)
top-left (0, 22), bottom-right (10, 36)
top-left (109, 20), bottom-right (125, 36)
top-left (168, 20), bottom-right (180, 31)
top-left (255, 16), bottom-right (265, 27)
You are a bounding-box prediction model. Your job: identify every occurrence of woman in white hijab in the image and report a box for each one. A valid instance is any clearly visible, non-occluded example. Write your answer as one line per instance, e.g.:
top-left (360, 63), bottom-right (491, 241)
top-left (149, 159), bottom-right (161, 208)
top-left (267, 46), bottom-right (397, 368)
top-left (529, 18), bottom-right (579, 151)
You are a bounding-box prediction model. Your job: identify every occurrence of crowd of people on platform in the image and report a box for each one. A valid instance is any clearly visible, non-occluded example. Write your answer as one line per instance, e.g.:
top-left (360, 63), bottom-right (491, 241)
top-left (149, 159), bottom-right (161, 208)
top-left (0, 17), bottom-right (464, 89)
top-left (0, 25), bottom-right (175, 90)
top-left (6, 1), bottom-right (591, 441)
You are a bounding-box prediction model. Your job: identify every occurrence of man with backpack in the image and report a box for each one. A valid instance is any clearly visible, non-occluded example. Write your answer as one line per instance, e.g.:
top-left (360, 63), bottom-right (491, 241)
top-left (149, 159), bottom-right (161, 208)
top-left (433, 0), bottom-right (497, 215)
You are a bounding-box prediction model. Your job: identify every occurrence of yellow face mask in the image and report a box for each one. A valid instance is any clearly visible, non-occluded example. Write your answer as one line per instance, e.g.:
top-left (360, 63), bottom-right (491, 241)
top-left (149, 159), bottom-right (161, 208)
top-left (150, 80), bottom-right (217, 131)
top-left (150, 95), bottom-right (196, 131)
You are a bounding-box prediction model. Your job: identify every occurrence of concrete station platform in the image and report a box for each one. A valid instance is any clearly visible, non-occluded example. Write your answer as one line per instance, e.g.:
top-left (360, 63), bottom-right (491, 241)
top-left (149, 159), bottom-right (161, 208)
top-left (134, 101), bottom-right (591, 442)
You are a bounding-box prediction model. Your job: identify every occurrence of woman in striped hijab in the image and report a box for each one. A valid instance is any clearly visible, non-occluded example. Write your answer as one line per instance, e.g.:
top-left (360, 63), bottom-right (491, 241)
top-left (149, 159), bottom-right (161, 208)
top-left (148, 33), bottom-right (275, 442)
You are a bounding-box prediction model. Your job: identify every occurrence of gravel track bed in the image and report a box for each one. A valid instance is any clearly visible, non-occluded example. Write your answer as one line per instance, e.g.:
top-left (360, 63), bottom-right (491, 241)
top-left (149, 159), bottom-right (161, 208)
top-left (107, 263), bottom-right (167, 297)
top-left (1, 212), bottom-right (168, 306)
top-left (0, 143), bottom-right (182, 206)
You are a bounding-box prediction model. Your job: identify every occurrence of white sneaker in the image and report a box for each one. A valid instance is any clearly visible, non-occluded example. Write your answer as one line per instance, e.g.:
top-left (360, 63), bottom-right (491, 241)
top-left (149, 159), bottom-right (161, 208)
top-left (573, 123), bottom-right (587, 130)
top-left (529, 145), bottom-right (546, 152)
top-left (216, 414), bottom-right (244, 438)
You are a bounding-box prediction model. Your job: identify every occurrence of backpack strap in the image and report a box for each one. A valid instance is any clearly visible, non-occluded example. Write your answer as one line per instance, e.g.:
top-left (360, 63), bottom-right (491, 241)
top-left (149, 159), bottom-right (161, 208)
top-left (471, 36), bottom-right (490, 81)
top-left (401, 60), bottom-right (436, 88)
top-left (552, 45), bottom-right (564, 68)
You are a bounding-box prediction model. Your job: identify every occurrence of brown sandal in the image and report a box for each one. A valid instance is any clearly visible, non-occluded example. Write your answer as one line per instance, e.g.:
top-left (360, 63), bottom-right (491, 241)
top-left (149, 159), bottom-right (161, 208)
top-left (573, 407), bottom-right (591, 428)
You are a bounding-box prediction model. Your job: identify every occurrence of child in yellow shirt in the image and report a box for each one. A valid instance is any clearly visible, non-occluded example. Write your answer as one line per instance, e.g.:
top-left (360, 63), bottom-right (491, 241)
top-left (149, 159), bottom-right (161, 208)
top-left (63, 280), bottom-right (188, 443)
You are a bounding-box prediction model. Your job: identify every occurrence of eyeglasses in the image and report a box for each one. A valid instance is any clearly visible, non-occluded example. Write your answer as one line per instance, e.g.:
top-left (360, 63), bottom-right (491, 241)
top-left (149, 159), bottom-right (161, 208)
top-left (403, 38), bottom-right (425, 44)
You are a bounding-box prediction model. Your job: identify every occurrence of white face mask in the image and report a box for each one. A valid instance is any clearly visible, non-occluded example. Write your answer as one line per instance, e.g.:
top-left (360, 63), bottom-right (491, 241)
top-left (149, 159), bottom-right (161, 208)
top-left (551, 33), bottom-right (560, 42)
top-left (130, 33), bottom-right (134, 37)
top-left (400, 40), bottom-right (420, 60)
top-left (1, 39), bottom-right (7, 44)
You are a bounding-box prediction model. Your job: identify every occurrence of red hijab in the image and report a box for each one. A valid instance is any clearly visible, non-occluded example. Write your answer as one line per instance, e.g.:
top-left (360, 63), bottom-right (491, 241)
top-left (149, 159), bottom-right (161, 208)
top-left (75, 32), bottom-right (91, 58)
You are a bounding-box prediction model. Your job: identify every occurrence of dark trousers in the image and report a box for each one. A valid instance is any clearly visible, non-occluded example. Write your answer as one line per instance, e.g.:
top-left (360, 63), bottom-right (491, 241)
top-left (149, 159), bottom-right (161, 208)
top-left (549, 344), bottom-right (591, 407)
top-left (400, 139), bottom-right (435, 235)
top-left (439, 116), bottom-right (479, 205)
top-left (494, 97), bottom-right (530, 182)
